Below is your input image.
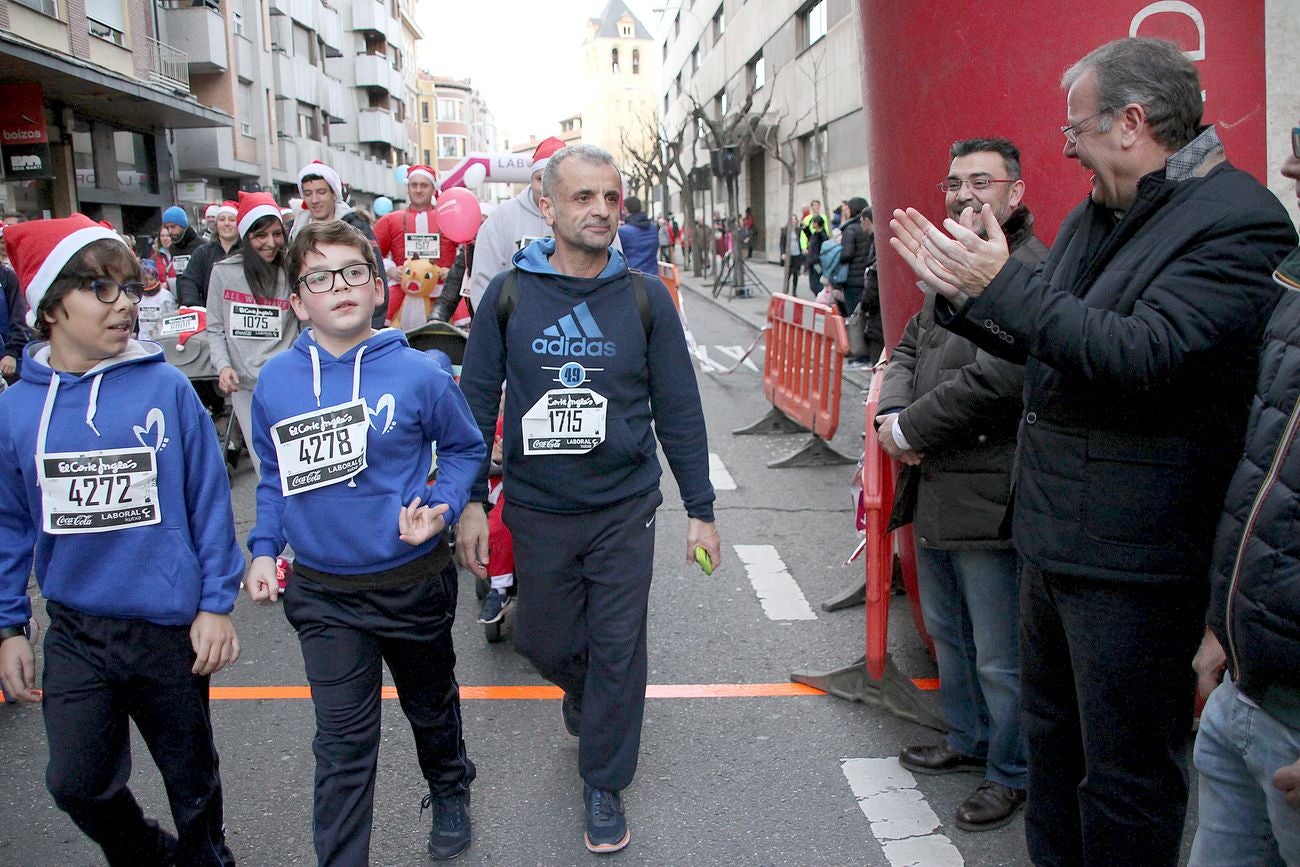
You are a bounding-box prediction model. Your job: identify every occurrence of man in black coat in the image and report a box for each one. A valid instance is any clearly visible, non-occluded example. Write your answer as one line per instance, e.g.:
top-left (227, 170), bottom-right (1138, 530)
top-left (1189, 146), bottom-right (1300, 865)
top-left (878, 137), bottom-right (1047, 834)
top-left (891, 38), bottom-right (1296, 866)
top-left (838, 197), bottom-right (878, 365)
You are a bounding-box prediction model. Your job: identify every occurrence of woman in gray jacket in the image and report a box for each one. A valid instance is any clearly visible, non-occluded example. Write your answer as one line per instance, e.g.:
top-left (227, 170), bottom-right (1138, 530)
top-left (206, 192), bottom-right (301, 474)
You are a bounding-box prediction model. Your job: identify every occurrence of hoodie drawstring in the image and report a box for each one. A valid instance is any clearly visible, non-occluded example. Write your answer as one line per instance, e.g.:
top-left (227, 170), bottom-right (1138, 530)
top-left (85, 374), bottom-right (103, 437)
top-left (307, 340), bottom-right (368, 486)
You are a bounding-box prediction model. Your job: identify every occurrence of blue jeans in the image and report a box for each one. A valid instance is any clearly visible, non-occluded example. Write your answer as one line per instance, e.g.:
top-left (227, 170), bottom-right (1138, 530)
top-left (1190, 676), bottom-right (1300, 866)
top-left (915, 546), bottom-right (1026, 789)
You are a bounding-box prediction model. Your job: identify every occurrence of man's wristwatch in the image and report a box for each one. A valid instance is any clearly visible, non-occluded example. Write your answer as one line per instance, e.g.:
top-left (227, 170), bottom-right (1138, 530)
top-left (0, 624), bottom-right (28, 641)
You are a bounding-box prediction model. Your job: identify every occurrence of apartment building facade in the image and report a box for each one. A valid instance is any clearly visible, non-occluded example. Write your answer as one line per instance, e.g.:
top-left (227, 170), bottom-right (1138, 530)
top-left (658, 0), bottom-right (868, 258)
top-left (0, 0), bottom-right (230, 232)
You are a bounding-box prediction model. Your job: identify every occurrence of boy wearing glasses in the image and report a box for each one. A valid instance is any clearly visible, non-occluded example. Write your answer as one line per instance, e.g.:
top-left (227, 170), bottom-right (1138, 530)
top-left (243, 219), bottom-right (485, 863)
top-left (0, 215), bottom-right (244, 864)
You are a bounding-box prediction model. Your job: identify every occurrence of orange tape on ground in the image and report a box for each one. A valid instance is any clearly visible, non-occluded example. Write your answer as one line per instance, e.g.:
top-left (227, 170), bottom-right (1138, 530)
top-left (209, 681), bottom-right (938, 700)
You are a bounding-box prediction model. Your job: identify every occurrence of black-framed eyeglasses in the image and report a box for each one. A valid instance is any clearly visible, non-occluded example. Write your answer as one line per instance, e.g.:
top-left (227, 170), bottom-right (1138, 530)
top-left (937, 178), bottom-right (1016, 193)
top-left (296, 263), bottom-right (375, 293)
top-left (87, 279), bottom-right (144, 304)
top-left (1060, 110), bottom-right (1109, 145)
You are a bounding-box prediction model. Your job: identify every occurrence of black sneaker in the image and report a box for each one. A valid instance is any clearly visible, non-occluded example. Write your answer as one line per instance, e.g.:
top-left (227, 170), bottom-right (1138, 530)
top-left (561, 692), bottom-right (582, 738)
top-left (477, 589), bottom-right (511, 624)
top-left (583, 784), bottom-right (629, 854)
top-left (421, 790), bottom-right (471, 860)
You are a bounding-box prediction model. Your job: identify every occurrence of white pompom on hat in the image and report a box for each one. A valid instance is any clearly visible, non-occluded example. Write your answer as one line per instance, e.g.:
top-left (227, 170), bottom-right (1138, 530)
top-left (6, 214), bottom-right (126, 328)
top-left (297, 160), bottom-right (343, 203)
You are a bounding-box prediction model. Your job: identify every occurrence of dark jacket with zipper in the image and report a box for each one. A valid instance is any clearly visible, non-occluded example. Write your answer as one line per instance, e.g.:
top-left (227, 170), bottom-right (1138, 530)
top-left (1206, 271), bottom-right (1300, 730)
top-left (881, 207), bottom-right (1048, 548)
top-left (936, 138), bottom-right (1295, 584)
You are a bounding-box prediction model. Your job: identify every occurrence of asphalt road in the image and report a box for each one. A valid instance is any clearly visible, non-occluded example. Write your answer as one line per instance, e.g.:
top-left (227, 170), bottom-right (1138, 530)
top-left (0, 260), bottom-right (1196, 865)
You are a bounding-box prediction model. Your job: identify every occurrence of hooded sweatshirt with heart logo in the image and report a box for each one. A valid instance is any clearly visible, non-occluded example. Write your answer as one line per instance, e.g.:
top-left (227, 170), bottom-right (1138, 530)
top-left (0, 339), bottom-right (245, 630)
top-left (248, 327), bottom-right (485, 576)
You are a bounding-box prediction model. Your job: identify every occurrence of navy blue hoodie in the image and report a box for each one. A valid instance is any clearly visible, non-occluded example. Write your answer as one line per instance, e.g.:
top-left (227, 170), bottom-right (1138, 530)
top-left (248, 327), bottom-right (485, 575)
top-left (460, 238), bottom-right (715, 520)
top-left (617, 211), bottom-right (660, 273)
top-left (0, 340), bottom-right (244, 629)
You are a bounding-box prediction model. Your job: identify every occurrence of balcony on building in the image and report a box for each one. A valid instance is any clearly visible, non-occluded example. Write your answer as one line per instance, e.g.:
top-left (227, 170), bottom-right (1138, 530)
top-left (350, 0), bottom-right (396, 37)
top-left (356, 107), bottom-right (399, 144)
top-left (158, 0), bottom-right (227, 73)
top-left (354, 52), bottom-right (401, 95)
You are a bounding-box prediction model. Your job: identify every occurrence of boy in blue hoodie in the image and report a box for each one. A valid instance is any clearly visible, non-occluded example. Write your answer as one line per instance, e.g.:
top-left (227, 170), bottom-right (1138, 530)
top-left (0, 215), bottom-right (244, 865)
top-left (243, 219), bottom-right (485, 864)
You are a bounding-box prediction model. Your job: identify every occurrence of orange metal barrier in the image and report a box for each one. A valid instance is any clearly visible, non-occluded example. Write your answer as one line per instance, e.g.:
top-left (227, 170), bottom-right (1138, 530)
top-left (764, 293), bottom-right (847, 440)
top-left (657, 261), bottom-right (682, 311)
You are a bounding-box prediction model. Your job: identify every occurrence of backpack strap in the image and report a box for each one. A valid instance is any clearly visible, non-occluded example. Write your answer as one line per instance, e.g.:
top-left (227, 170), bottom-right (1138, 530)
top-left (495, 268), bottom-right (518, 340)
top-left (629, 269), bottom-right (651, 337)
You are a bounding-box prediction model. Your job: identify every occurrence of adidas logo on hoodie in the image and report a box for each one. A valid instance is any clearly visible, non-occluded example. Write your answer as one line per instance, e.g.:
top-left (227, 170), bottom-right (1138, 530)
top-left (531, 302), bottom-right (616, 357)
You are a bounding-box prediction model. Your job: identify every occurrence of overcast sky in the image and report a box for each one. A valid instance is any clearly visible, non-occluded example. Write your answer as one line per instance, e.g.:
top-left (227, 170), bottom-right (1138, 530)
top-left (414, 0), bottom-right (662, 148)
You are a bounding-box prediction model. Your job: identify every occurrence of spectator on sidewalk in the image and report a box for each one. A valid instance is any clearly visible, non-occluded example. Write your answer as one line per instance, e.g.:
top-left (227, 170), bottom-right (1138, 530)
top-left (890, 38), bottom-right (1296, 865)
top-left (779, 214), bottom-right (804, 296)
top-left (838, 197), bottom-right (878, 365)
top-left (879, 136), bottom-right (1049, 834)
top-left (1189, 142), bottom-right (1300, 866)
top-left (803, 215), bottom-right (828, 292)
top-left (617, 196), bottom-right (659, 273)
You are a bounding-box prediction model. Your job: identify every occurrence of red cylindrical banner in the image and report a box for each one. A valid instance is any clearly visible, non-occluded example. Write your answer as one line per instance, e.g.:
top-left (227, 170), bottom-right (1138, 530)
top-left (856, 1), bottom-right (1268, 351)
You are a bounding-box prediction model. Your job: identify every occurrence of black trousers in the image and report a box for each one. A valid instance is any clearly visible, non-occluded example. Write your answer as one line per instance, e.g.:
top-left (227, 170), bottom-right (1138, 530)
top-left (42, 602), bottom-right (234, 867)
top-left (282, 563), bottom-right (474, 867)
top-left (1020, 564), bottom-right (1206, 867)
top-left (504, 488), bottom-right (662, 792)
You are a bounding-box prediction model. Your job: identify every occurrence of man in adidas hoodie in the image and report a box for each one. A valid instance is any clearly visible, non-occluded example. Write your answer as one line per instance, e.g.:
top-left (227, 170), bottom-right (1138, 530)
top-left (458, 144), bottom-right (720, 855)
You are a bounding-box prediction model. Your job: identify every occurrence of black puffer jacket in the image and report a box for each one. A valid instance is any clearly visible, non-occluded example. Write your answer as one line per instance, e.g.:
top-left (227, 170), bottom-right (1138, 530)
top-left (838, 216), bottom-right (873, 291)
top-left (938, 155), bottom-right (1296, 584)
top-left (881, 209), bottom-right (1048, 548)
top-left (1206, 280), bottom-right (1300, 723)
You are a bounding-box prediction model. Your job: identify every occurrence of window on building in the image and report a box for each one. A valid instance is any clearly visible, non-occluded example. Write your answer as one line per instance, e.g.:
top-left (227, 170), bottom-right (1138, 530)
top-left (632, 48), bottom-right (640, 75)
top-left (712, 8), bottom-right (724, 43)
top-left (611, 47), bottom-right (620, 74)
top-left (232, 11), bottom-right (244, 36)
top-left (392, 48), bottom-right (402, 71)
top-left (423, 148), bottom-right (432, 165)
top-left (421, 101), bottom-right (430, 123)
top-left (620, 21), bottom-right (632, 37)
top-left (292, 23), bottom-right (314, 64)
top-left (86, 0), bottom-right (125, 45)
top-left (114, 130), bottom-right (157, 194)
top-left (436, 98), bottom-right (463, 122)
top-left (800, 0), bottom-right (827, 49)
top-left (800, 127), bottom-right (828, 179)
top-left (297, 102), bottom-right (319, 141)
top-left (12, 0), bottom-right (59, 18)
top-left (238, 81), bottom-right (254, 137)
top-left (717, 90), bottom-right (727, 118)
top-left (437, 135), bottom-right (466, 159)
top-left (750, 54), bottom-right (765, 91)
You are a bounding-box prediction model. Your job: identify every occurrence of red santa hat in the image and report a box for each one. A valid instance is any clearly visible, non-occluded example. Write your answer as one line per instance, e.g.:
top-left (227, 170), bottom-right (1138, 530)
top-left (6, 214), bottom-right (125, 328)
top-left (204, 203), bottom-right (220, 219)
top-left (531, 136), bottom-right (566, 172)
top-left (297, 160), bottom-right (343, 203)
top-left (406, 164), bottom-right (437, 186)
top-left (216, 200), bottom-right (238, 218)
top-left (237, 191), bottom-right (283, 238)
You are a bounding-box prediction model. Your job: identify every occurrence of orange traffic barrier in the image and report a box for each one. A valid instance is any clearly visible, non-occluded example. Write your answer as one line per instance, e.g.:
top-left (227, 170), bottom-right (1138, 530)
top-left (862, 367), bottom-right (896, 680)
top-left (657, 260), bottom-right (682, 311)
top-left (734, 293), bottom-right (853, 467)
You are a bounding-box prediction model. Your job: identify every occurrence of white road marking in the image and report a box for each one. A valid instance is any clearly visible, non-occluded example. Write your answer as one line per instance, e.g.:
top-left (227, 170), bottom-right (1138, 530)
top-left (694, 344), bottom-right (726, 373)
top-left (714, 344), bottom-right (760, 372)
top-left (709, 453), bottom-right (736, 491)
top-left (733, 544), bottom-right (816, 620)
top-left (840, 758), bottom-right (963, 867)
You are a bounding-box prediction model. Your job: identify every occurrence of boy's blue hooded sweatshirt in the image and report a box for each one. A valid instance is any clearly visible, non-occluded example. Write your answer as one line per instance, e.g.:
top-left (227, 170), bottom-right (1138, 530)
top-left (248, 327), bottom-right (485, 575)
top-left (0, 340), bottom-right (244, 629)
top-left (459, 238), bottom-right (715, 520)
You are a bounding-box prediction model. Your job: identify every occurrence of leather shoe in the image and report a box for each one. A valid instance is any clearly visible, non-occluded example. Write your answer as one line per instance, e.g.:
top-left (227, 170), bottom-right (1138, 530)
top-left (898, 743), bottom-right (986, 775)
top-left (955, 780), bottom-right (1026, 832)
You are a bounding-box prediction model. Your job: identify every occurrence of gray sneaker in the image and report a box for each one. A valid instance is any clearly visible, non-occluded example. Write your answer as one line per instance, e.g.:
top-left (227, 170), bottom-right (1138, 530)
top-left (583, 785), bottom-right (629, 854)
